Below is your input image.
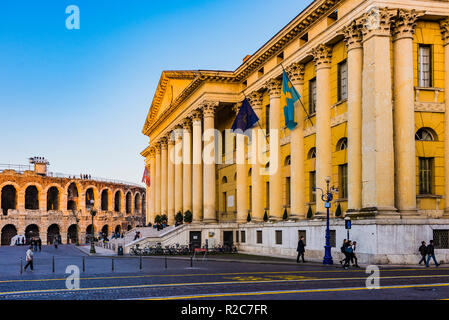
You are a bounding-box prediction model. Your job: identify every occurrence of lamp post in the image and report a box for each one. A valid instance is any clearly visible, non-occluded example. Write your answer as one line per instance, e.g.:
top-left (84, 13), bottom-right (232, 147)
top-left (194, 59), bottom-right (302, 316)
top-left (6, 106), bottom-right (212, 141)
top-left (89, 200), bottom-right (96, 254)
top-left (314, 176), bottom-right (338, 265)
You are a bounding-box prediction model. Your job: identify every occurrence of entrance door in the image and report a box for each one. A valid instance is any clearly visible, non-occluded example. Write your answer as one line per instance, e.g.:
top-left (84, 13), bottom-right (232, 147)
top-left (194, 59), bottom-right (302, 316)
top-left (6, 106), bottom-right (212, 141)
top-left (223, 231), bottom-right (233, 252)
top-left (189, 231), bottom-right (201, 250)
top-left (1, 225), bottom-right (17, 246)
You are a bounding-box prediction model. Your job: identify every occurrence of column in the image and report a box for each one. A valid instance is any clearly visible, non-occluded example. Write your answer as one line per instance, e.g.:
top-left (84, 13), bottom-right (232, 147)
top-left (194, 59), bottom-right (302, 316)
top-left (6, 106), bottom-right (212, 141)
top-left (174, 126), bottom-right (183, 216)
top-left (266, 78), bottom-right (283, 221)
top-left (441, 18), bottom-right (449, 215)
top-left (392, 9), bottom-right (423, 216)
top-left (191, 110), bottom-right (203, 223)
top-left (235, 103), bottom-right (248, 223)
top-left (202, 101), bottom-right (219, 223)
top-left (358, 8), bottom-right (397, 216)
top-left (311, 44), bottom-right (333, 216)
top-left (182, 118), bottom-right (192, 214)
top-left (148, 148), bottom-right (156, 224)
top-left (160, 138), bottom-right (168, 217)
top-left (167, 135), bottom-right (176, 225)
top-left (286, 62), bottom-right (306, 220)
top-left (248, 92), bottom-right (264, 222)
top-left (155, 143), bottom-right (161, 216)
top-left (342, 20), bottom-right (363, 214)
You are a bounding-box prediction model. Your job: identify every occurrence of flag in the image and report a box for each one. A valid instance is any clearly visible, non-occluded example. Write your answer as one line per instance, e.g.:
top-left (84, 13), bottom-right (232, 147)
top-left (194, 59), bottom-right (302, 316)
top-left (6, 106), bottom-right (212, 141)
top-left (231, 98), bottom-right (259, 134)
top-left (281, 70), bottom-right (301, 130)
top-left (142, 167), bottom-right (150, 187)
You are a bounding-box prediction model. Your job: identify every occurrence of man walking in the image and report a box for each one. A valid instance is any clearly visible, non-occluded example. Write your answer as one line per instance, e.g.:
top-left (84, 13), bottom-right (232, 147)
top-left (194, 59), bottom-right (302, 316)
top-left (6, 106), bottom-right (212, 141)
top-left (37, 238), bottom-right (42, 252)
top-left (343, 241), bottom-right (354, 269)
top-left (418, 241), bottom-right (427, 265)
top-left (24, 246), bottom-right (34, 271)
top-left (426, 240), bottom-right (440, 267)
top-left (296, 236), bottom-right (306, 263)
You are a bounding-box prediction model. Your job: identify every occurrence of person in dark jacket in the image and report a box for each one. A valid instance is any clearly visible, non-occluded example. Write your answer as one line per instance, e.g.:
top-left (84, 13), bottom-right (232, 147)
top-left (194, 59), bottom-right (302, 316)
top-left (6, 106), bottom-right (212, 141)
top-left (426, 240), bottom-right (440, 267)
top-left (418, 241), bottom-right (427, 265)
top-left (296, 236), bottom-right (306, 263)
top-left (340, 239), bottom-right (348, 265)
top-left (343, 241), bottom-right (353, 269)
top-left (37, 238), bottom-right (42, 252)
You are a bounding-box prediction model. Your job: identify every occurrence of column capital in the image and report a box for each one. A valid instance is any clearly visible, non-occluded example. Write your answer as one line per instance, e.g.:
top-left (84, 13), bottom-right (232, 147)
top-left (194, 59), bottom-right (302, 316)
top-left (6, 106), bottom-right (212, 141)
top-left (440, 18), bottom-right (449, 46)
top-left (265, 78), bottom-right (282, 98)
top-left (247, 91), bottom-right (264, 109)
top-left (182, 118), bottom-right (192, 131)
top-left (286, 62), bottom-right (305, 84)
top-left (155, 143), bottom-right (161, 154)
top-left (190, 109), bottom-right (203, 122)
top-left (159, 137), bottom-right (168, 150)
top-left (391, 9), bottom-right (424, 41)
top-left (173, 125), bottom-right (183, 140)
top-left (149, 147), bottom-right (156, 158)
top-left (357, 7), bottom-right (396, 40)
top-left (202, 101), bottom-right (218, 118)
top-left (232, 103), bottom-right (240, 115)
top-left (341, 20), bottom-right (363, 51)
top-left (311, 44), bottom-right (333, 68)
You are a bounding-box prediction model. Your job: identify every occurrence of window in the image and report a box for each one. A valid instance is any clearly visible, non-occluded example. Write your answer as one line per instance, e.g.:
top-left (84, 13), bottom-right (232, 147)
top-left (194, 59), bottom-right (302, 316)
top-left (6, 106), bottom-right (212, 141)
top-left (434, 230), bottom-right (449, 249)
top-left (265, 181), bottom-right (270, 209)
top-left (284, 156), bottom-right (291, 166)
top-left (336, 138), bottom-right (348, 151)
top-left (416, 128), bottom-right (436, 141)
top-left (298, 230), bottom-right (307, 246)
top-left (275, 230), bottom-right (282, 245)
top-left (249, 186), bottom-right (252, 211)
top-left (309, 171), bottom-right (316, 203)
top-left (265, 105), bottom-right (270, 136)
top-left (223, 192), bottom-right (227, 212)
top-left (309, 78), bottom-right (317, 114)
top-left (222, 130), bottom-right (226, 156)
top-left (286, 177), bottom-right (291, 207)
top-left (235, 230), bottom-right (239, 243)
top-left (419, 157), bottom-right (434, 195)
top-left (339, 164), bottom-right (348, 199)
top-left (418, 45), bottom-right (432, 87)
top-left (256, 230), bottom-right (262, 244)
top-left (338, 60), bottom-right (348, 101)
top-left (241, 230), bottom-right (246, 243)
top-left (308, 147), bottom-right (317, 159)
top-left (330, 230), bottom-right (336, 247)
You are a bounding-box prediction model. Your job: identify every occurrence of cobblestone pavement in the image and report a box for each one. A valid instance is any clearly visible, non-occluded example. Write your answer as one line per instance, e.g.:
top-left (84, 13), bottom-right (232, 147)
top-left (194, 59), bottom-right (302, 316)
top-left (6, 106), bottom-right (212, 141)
top-left (1, 245), bottom-right (449, 300)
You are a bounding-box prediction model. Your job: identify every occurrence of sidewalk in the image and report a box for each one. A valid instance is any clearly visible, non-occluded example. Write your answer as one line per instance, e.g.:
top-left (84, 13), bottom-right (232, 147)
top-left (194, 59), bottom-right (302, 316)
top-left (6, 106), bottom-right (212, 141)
top-left (75, 245), bottom-right (116, 256)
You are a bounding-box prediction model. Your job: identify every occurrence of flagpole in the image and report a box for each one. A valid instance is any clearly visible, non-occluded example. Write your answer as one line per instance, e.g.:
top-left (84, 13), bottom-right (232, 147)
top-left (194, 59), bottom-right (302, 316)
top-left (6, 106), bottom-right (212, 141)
top-left (280, 63), bottom-right (314, 127)
top-left (242, 92), bottom-right (269, 144)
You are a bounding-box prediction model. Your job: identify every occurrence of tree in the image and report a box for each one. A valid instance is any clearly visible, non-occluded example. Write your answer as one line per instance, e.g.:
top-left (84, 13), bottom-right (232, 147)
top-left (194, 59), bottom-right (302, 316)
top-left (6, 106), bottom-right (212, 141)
top-left (283, 209), bottom-right (288, 220)
top-left (175, 211), bottom-right (183, 223)
top-left (154, 215), bottom-right (162, 224)
top-left (184, 210), bottom-right (193, 223)
top-left (263, 211), bottom-right (268, 222)
top-left (307, 206), bottom-right (313, 219)
top-left (246, 212), bottom-right (251, 223)
top-left (335, 203), bottom-right (342, 217)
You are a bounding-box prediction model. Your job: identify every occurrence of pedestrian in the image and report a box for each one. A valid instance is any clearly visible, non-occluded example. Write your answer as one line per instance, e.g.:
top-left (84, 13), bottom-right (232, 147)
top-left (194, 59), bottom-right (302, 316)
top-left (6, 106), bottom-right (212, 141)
top-left (426, 240), bottom-right (440, 267)
top-left (351, 241), bottom-right (359, 267)
top-left (296, 236), bottom-right (306, 263)
top-left (339, 239), bottom-right (348, 265)
top-left (24, 246), bottom-right (34, 271)
top-left (33, 238), bottom-right (38, 251)
top-left (343, 241), bottom-right (353, 269)
top-left (418, 241), bottom-right (427, 265)
top-left (37, 238), bottom-right (42, 252)
top-left (54, 236), bottom-right (58, 249)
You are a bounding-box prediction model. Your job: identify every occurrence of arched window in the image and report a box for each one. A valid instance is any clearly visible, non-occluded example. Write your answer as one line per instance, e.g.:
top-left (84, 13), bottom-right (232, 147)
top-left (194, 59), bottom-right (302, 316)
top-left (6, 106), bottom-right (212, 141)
top-left (47, 187), bottom-right (59, 211)
top-left (222, 176), bottom-right (228, 184)
top-left (308, 147), bottom-right (317, 159)
top-left (1, 185), bottom-right (17, 215)
top-left (85, 188), bottom-right (95, 209)
top-left (67, 183), bottom-right (78, 211)
top-left (25, 186), bottom-right (39, 210)
top-left (114, 191), bottom-right (121, 212)
top-left (101, 190), bottom-right (109, 211)
top-left (134, 193), bottom-right (141, 213)
top-left (126, 192), bottom-right (132, 214)
top-left (415, 128), bottom-right (437, 141)
top-left (336, 138), bottom-right (348, 151)
top-left (284, 156), bottom-right (291, 166)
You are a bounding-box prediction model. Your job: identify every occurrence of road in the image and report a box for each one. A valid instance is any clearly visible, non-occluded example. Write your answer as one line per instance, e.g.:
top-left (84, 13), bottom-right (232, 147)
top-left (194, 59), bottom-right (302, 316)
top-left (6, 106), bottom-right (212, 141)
top-left (0, 245), bottom-right (447, 300)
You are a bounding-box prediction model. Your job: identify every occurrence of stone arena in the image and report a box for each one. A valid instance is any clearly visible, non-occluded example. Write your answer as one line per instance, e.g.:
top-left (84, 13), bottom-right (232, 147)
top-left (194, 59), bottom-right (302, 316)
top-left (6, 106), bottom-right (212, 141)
top-left (0, 157), bottom-right (146, 246)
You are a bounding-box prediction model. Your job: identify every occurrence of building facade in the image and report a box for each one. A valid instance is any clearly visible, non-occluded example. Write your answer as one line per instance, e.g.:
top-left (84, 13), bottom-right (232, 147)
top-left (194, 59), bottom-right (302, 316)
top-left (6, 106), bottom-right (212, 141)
top-left (141, 0), bottom-right (449, 263)
top-left (0, 158), bottom-right (146, 246)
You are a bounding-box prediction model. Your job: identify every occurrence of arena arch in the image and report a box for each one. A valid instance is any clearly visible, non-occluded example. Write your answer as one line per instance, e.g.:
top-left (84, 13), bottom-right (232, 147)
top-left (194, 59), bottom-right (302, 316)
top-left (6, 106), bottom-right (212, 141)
top-left (114, 191), bottom-right (122, 212)
top-left (25, 185), bottom-right (39, 210)
top-left (1, 185), bottom-right (17, 215)
top-left (134, 193), bottom-right (141, 213)
top-left (25, 224), bottom-right (39, 243)
top-left (142, 194), bottom-right (146, 215)
top-left (46, 186), bottom-right (60, 211)
top-left (125, 191), bottom-right (132, 214)
top-left (67, 182), bottom-right (79, 211)
top-left (1, 224), bottom-right (17, 246)
top-left (85, 187), bottom-right (95, 209)
top-left (101, 225), bottom-right (109, 237)
top-left (114, 225), bottom-right (121, 234)
top-left (47, 224), bottom-right (60, 244)
top-left (67, 224), bottom-right (78, 244)
top-left (101, 189), bottom-right (109, 211)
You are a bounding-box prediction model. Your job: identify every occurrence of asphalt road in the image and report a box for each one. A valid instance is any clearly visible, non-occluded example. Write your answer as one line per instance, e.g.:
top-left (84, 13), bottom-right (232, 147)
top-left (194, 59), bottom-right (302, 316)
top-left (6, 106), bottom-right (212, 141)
top-left (0, 245), bottom-right (448, 300)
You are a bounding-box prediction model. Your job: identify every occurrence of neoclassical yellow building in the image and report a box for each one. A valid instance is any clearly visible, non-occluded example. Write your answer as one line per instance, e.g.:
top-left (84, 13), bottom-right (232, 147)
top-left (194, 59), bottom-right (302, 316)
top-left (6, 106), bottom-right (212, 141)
top-left (141, 0), bottom-right (449, 262)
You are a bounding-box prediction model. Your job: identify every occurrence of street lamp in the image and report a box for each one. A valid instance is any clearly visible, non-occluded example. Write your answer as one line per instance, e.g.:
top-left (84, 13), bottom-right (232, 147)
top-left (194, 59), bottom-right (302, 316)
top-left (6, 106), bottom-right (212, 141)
top-left (313, 176), bottom-right (338, 265)
top-left (89, 199), bottom-right (96, 254)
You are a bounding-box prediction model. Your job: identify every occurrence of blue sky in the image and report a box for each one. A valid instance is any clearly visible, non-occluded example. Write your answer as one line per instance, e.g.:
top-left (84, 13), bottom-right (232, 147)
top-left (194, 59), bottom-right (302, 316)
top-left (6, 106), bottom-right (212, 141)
top-left (0, 0), bottom-right (308, 184)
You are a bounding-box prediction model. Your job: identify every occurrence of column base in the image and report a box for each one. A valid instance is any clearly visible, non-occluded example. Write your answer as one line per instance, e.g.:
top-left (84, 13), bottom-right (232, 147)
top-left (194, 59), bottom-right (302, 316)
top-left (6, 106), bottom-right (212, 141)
top-left (313, 212), bottom-right (327, 219)
top-left (442, 208), bottom-right (449, 218)
top-left (399, 208), bottom-right (421, 219)
top-left (202, 219), bottom-right (217, 224)
top-left (268, 216), bottom-right (282, 222)
top-left (359, 206), bottom-right (399, 219)
top-left (288, 214), bottom-right (305, 221)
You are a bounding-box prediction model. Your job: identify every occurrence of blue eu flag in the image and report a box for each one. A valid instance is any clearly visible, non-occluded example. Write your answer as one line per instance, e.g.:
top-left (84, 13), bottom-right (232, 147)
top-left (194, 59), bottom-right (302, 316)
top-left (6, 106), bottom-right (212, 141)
top-left (231, 98), bottom-right (259, 134)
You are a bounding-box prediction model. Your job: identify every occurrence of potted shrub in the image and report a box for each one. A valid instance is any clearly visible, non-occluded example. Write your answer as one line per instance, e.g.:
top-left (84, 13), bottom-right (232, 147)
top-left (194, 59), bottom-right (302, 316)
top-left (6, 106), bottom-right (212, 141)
top-left (307, 206), bottom-right (313, 219)
top-left (282, 209), bottom-right (288, 221)
top-left (154, 215), bottom-right (162, 224)
top-left (263, 211), bottom-right (268, 222)
top-left (175, 212), bottom-right (183, 224)
top-left (246, 212), bottom-right (251, 223)
top-left (335, 203), bottom-right (342, 217)
top-left (184, 210), bottom-right (193, 224)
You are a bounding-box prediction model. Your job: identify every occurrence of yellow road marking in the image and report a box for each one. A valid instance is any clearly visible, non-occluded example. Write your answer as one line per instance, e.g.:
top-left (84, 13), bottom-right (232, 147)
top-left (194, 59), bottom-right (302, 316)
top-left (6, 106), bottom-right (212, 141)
top-left (1, 274), bottom-right (449, 296)
top-left (146, 283), bottom-right (449, 300)
top-left (0, 267), bottom-right (445, 285)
